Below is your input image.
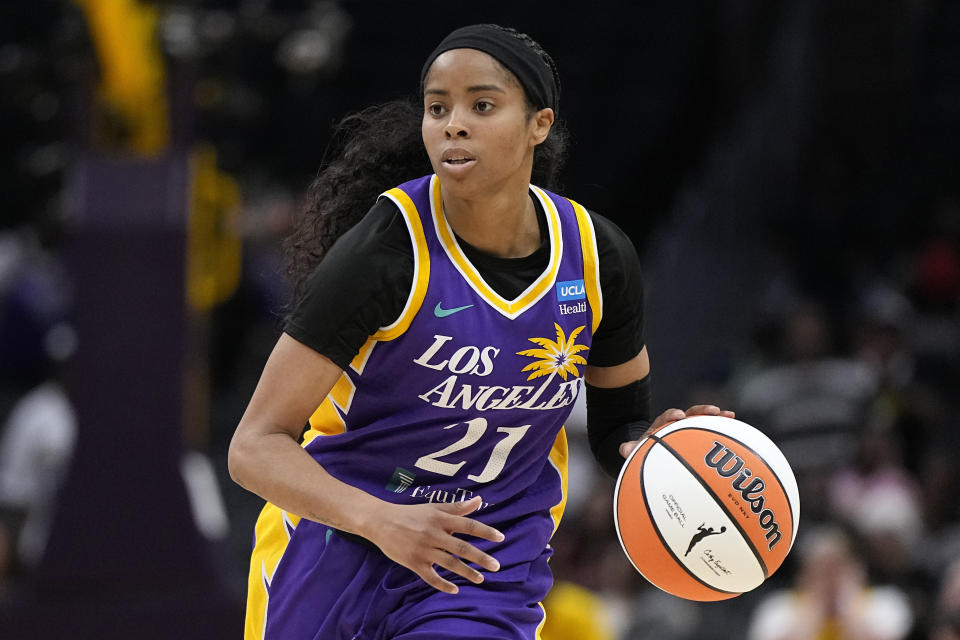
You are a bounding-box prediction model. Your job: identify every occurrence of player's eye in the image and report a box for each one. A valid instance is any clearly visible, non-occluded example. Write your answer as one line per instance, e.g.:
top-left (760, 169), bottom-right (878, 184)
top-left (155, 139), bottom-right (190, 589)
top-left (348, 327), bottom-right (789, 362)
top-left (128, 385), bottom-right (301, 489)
top-left (428, 103), bottom-right (445, 116)
top-left (474, 100), bottom-right (493, 113)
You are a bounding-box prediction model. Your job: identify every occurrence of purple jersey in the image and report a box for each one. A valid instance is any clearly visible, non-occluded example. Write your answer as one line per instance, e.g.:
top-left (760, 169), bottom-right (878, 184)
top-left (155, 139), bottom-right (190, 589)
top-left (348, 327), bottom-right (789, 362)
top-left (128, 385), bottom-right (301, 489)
top-left (246, 175), bottom-right (604, 639)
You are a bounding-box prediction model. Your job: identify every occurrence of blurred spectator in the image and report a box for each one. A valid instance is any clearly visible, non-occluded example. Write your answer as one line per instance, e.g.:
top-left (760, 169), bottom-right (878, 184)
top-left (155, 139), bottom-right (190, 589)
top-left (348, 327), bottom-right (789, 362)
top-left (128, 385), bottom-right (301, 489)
top-left (747, 526), bottom-right (913, 640)
top-left (917, 448), bottom-right (960, 586)
top-left (0, 227), bottom-right (76, 583)
top-left (828, 426), bottom-right (924, 585)
top-left (854, 282), bottom-right (916, 392)
top-left (734, 301), bottom-right (878, 468)
top-left (0, 376), bottom-right (76, 574)
top-left (931, 561), bottom-right (960, 640)
top-left (0, 520), bottom-right (10, 596)
top-left (910, 196), bottom-right (960, 314)
top-left (732, 301), bottom-right (877, 521)
top-left (618, 584), bottom-right (703, 640)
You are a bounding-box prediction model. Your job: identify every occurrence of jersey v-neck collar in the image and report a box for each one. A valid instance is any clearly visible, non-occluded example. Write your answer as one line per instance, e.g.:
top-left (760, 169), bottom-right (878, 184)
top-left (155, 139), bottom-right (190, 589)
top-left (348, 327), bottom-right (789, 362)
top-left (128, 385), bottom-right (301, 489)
top-left (429, 174), bottom-right (563, 320)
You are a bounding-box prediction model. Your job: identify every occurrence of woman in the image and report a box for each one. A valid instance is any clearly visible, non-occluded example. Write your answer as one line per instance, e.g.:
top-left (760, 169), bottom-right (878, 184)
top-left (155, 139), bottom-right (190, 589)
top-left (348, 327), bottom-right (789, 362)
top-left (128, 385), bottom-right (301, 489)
top-left (229, 23), bottom-right (732, 640)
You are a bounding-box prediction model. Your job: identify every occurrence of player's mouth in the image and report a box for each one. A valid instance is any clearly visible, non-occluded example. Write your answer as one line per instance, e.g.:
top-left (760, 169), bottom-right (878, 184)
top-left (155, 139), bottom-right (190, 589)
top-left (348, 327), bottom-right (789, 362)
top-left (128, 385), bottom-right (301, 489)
top-left (441, 148), bottom-right (476, 166)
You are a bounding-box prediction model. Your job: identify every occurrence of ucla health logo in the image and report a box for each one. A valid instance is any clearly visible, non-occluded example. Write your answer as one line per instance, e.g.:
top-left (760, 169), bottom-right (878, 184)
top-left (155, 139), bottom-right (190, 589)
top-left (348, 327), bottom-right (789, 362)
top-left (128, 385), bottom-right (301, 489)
top-left (556, 279), bottom-right (586, 316)
top-left (556, 279), bottom-right (585, 301)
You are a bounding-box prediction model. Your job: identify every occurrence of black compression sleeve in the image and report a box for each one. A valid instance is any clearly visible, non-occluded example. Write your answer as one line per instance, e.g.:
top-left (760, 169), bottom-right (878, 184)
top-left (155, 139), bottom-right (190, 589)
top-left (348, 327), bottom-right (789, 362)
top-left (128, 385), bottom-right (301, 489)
top-left (586, 375), bottom-right (652, 478)
top-left (587, 212), bottom-right (645, 367)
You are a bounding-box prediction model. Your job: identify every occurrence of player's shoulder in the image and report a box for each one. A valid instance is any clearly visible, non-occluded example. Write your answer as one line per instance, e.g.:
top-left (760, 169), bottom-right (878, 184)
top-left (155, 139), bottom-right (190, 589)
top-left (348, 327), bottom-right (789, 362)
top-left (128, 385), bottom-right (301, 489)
top-left (586, 209), bottom-right (632, 243)
top-left (358, 195), bottom-right (410, 237)
top-left (548, 186), bottom-right (632, 248)
top-left (331, 196), bottom-right (413, 257)
top-left (575, 206), bottom-right (638, 262)
top-left (302, 197), bottom-right (413, 295)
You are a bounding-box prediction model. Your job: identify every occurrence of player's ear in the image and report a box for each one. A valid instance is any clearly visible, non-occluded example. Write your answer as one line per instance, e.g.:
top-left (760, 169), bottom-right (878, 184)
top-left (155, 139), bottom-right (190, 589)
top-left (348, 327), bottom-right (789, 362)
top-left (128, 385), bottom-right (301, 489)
top-left (530, 108), bottom-right (554, 145)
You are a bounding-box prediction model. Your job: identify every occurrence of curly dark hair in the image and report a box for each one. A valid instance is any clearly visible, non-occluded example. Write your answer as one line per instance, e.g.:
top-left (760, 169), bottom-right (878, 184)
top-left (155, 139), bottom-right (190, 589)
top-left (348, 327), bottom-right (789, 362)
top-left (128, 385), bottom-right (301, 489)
top-left (284, 28), bottom-right (569, 306)
top-left (283, 99), bottom-right (430, 306)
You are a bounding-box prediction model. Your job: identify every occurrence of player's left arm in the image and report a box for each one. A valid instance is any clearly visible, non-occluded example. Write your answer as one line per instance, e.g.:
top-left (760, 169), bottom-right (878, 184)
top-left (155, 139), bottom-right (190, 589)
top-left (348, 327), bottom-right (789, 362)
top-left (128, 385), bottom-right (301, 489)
top-left (582, 210), bottom-right (732, 478)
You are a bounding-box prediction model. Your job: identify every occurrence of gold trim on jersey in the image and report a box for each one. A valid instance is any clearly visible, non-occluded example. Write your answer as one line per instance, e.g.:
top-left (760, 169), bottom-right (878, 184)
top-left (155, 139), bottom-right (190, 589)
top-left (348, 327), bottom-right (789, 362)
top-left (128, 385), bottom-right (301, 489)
top-left (304, 339), bottom-right (377, 440)
top-left (547, 427), bottom-right (569, 535)
top-left (245, 504), bottom-right (301, 639)
top-left (304, 371), bottom-right (355, 442)
top-left (570, 199), bottom-right (604, 333)
top-left (374, 188), bottom-right (431, 340)
top-left (537, 426), bottom-right (569, 640)
top-left (430, 175), bottom-right (563, 320)
top-left (536, 602), bottom-right (547, 640)
top-left (349, 338), bottom-right (378, 375)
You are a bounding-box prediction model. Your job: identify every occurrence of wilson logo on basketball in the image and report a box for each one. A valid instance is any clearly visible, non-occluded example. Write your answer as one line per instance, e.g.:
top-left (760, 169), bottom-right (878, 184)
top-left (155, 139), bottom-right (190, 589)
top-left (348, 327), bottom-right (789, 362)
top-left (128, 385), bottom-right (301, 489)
top-left (704, 441), bottom-right (783, 551)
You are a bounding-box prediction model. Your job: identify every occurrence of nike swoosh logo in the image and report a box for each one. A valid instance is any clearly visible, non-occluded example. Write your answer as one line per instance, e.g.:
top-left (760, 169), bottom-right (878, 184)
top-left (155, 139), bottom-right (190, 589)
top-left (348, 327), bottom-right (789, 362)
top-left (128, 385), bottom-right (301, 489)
top-left (434, 302), bottom-right (474, 318)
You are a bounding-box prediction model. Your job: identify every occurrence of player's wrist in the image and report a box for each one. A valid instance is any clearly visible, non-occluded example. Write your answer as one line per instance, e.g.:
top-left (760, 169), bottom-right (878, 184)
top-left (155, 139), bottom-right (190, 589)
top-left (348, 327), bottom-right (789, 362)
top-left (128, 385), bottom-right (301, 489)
top-left (340, 491), bottom-right (390, 541)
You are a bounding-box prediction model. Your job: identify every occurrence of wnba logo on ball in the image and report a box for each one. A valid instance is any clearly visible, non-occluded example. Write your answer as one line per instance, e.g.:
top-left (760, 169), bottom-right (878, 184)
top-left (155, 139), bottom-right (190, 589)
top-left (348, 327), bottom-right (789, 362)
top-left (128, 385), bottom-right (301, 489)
top-left (704, 441), bottom-right (783, 550)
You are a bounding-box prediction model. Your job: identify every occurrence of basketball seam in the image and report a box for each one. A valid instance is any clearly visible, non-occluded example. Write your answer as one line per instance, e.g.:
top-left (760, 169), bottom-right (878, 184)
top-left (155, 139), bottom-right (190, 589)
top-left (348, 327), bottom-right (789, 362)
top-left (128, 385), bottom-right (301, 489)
top-left (651, 434), bottom-right (770, 580)
top-left (634, 438), bottom-right (741, 596)
top-left (661, 425), bottom-right (797, 544)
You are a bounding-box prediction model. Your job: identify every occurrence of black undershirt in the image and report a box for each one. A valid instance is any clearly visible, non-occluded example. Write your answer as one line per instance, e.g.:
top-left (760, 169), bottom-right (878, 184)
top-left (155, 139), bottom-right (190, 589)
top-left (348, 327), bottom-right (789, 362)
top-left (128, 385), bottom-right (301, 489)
top-left (286, 193), bottom-right (645, 372)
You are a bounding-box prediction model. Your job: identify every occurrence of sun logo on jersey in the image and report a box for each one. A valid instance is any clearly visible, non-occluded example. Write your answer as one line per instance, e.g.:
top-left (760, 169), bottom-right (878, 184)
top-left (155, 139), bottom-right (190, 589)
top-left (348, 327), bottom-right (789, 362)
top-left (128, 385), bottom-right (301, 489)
top-left (517, 323), bottom-right (589, 381)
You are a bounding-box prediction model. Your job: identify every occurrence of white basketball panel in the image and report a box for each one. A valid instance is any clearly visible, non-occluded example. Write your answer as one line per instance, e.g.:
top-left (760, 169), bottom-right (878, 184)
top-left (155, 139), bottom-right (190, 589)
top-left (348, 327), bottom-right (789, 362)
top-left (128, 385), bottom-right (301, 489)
top-left (642, 443), bottom-right (765, 593)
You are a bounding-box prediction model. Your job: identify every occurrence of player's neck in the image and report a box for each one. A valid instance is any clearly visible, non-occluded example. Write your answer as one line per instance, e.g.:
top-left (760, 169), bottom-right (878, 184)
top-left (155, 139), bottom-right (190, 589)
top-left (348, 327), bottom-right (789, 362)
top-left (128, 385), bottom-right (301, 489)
top-left (441, 181), bottom-right (540, 259)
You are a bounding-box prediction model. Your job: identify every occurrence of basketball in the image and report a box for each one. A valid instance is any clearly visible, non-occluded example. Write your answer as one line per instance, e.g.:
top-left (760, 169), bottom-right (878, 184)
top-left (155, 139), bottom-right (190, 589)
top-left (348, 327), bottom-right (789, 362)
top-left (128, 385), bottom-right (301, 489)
top-left (613, 415), bottom-right (800, 601)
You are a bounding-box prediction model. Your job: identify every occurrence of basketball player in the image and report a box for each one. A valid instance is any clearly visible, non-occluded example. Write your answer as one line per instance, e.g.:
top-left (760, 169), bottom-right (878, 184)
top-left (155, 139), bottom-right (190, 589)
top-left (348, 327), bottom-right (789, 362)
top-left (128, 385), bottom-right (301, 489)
top-left (229, 24), bottom-right (732, 640)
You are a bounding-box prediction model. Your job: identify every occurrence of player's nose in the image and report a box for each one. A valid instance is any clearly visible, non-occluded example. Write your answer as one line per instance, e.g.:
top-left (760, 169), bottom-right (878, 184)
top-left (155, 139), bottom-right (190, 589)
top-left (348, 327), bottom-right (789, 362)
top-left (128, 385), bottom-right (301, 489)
top-left (444, 109), bottom-right (469, 138)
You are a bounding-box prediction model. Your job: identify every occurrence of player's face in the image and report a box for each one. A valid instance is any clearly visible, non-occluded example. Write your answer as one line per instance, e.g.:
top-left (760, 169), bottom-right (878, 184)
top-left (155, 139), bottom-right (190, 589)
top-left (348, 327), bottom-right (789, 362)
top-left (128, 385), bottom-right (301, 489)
top-left (422, 49), bottom-right (553, 198)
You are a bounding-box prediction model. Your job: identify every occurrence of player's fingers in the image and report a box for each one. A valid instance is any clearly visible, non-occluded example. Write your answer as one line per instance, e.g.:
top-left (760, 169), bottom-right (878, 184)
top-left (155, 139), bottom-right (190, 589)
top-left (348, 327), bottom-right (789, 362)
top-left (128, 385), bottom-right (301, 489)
top-left (451, 511), bottom-right (505, 544)
top-left (441, 534), bottom-right (501, 573)
top-left (433, 550), bottom-right (485, 585)
top-left (417, 564), bottom-right (460, 594)
top-left (683, 404), bottom-right (722, 416)
top-left (720, 409), bottom-right (736, 418)
top-left (619, 439), bottom-right (641, 459)
top-left (435, 495), bottom-right (483, 516)
top-left (652, 408), bottom-right (685, 429)
top-left (433, 499), bottom-right (504, 543)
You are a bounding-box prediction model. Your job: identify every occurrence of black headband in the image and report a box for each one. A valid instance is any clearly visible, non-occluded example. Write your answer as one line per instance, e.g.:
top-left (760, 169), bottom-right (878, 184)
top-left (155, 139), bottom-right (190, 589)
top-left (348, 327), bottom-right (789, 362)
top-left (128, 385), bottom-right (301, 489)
top-left (420, 24), bottom-right (560, 115)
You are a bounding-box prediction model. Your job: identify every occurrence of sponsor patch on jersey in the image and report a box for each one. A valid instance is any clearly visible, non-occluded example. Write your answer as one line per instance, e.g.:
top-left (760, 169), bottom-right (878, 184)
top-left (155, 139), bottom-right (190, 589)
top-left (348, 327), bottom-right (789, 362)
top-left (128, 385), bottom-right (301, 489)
top-left (558, 300), bottom-right (586, 316)
top-left (556, 279), bottom-right (586, 301)
top-left (385, 467), bottom-right (416, 493)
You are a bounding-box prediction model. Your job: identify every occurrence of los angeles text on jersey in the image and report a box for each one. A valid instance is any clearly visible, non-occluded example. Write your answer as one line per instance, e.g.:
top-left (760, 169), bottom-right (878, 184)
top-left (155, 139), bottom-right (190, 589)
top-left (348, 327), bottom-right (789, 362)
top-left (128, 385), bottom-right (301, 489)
top-left (413, 334), bottom-right (582, 411)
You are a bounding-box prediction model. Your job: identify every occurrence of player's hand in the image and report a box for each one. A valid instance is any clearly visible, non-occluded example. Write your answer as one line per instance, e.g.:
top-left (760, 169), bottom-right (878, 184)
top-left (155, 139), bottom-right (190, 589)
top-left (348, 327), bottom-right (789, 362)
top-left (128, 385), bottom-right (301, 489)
top-left (363, 495), bottom-right (503, 594)
top-left (618, 405), bottom-right (736, 459)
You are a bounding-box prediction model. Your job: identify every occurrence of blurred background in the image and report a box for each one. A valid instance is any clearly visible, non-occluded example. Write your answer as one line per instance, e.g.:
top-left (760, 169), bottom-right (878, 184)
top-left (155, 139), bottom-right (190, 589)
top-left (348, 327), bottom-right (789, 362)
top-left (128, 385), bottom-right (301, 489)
top-left (0, 0), bottom-right (958, 638)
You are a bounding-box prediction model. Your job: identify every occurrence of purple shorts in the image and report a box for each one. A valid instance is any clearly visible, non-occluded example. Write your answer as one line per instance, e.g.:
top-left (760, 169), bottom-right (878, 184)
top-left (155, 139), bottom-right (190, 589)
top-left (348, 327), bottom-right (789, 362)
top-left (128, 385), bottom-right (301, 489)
top-left (249, 518), bottom-right (553, 640)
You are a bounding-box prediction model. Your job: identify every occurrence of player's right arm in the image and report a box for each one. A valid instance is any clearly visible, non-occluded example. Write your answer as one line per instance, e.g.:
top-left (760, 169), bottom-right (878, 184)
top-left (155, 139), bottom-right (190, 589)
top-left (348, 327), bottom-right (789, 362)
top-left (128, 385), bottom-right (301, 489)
top-left (228, 333), bottom-right (503, 594)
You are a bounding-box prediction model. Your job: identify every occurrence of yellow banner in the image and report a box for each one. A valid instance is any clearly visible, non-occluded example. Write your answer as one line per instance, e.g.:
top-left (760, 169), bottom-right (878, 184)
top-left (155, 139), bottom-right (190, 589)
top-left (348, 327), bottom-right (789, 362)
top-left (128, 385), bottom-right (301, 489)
top-left (73, 0), bottom-right (170, 154)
